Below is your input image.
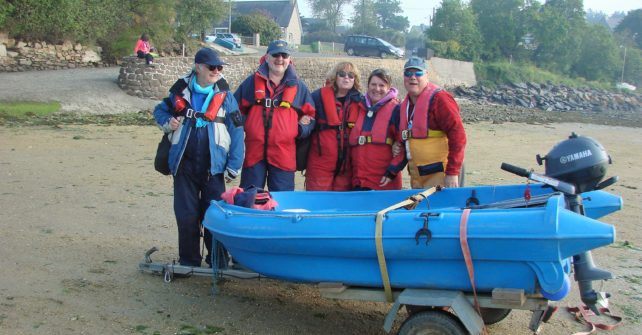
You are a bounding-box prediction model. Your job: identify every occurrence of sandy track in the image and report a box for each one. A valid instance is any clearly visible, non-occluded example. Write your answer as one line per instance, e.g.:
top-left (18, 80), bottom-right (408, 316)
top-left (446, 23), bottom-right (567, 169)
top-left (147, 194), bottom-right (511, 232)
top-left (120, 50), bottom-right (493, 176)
top-left (0, 121), bottom-right (640, 335)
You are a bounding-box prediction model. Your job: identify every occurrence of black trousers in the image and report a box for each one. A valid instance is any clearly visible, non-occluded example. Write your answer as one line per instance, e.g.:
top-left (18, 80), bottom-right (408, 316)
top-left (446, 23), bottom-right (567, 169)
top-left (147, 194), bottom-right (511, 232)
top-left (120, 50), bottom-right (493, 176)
top-left (137, 50), bottom-right (153, 64)
top-left (173, 169), bottom-right (225, 267)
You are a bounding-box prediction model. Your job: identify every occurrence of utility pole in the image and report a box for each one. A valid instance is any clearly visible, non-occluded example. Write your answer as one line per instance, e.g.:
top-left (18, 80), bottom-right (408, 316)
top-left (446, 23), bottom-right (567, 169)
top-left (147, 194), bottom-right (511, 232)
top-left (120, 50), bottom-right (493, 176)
top-left (228, 0), bottom-right (232, 33)
top-left (620, 46), bottom-right (627, 83)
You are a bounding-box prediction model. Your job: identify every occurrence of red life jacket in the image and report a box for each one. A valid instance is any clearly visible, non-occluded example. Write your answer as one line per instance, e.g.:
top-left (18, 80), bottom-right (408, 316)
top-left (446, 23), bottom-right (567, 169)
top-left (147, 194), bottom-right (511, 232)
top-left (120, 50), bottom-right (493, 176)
top-left (348, 99), bottom-right (400, 190)
top-left (174, 91), bottom-right (228, 123)
top-left (243, 72), bottom-right (300, 170)
top-left (306, 87), bottom-right (362, 190)
top-left (399, 83), bottom-right (441, 138)
top-left (349, 100), bottom-right (396, 146)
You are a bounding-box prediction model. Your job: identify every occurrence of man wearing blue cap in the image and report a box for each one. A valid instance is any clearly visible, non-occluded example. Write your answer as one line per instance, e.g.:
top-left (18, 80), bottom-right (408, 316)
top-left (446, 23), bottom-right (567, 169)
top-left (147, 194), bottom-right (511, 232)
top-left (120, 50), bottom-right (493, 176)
top-left (153, 48), bottom-right (245, 268)
top-left (234, 40), bottom-right (316, 191)
top-left (398, 56), bottom-right (466, 188)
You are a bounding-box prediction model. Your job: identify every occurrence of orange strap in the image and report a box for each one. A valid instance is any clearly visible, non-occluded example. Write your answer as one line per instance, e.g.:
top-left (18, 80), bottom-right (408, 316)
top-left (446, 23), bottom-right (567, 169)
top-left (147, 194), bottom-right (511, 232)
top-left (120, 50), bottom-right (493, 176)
top-left (459, 208), bottom-right (488, 335)
top-left (567, 305), bottom-right (622, 335)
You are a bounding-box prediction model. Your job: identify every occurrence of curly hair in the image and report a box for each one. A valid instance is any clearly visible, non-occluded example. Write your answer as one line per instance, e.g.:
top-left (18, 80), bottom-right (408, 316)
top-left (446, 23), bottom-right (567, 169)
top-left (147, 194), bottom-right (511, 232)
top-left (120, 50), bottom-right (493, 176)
top-left (325, 62), bottom-right (361, 92)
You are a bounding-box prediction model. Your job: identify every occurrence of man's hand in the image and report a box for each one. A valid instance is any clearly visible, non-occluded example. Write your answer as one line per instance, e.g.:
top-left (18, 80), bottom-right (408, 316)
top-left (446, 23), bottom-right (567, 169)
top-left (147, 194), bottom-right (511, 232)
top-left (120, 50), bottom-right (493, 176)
top-left (444, 175), bottom-right (459, 188)
top-left (169, 116), bottom-right (183, 131)
top-left (379, 176), bottom-right (392, 187)
top-left (224, 169), bottom-right (238, 183)
top-left (391, 141), bottom-right (402, 157)
top-left (299, 115), bottom-right (312, 125)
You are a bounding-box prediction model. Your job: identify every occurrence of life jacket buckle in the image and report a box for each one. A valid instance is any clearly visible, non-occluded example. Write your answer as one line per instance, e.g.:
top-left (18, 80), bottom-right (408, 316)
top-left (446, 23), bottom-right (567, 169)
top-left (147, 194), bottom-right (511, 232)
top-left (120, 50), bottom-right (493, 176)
top-left (358, 135), bottom-right (366, 145)
top-left (264, 98), bottom-right (272, 108)
top-left (401, 129), bottom-right (409, 140)
top-left (185, 108), bottom-right (195, 119)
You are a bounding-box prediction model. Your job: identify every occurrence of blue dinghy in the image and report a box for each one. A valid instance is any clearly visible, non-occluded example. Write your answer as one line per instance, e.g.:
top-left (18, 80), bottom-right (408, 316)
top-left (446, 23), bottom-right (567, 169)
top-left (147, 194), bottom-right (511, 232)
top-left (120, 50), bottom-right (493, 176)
top-left (203, 184), bottom-right (619, 300)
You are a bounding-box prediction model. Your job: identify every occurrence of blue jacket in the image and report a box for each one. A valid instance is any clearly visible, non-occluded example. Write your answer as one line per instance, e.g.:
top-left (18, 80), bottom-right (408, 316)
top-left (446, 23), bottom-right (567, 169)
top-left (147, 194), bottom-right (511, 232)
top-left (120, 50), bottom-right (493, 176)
top-left (154, 73), bottom-right (245, 177)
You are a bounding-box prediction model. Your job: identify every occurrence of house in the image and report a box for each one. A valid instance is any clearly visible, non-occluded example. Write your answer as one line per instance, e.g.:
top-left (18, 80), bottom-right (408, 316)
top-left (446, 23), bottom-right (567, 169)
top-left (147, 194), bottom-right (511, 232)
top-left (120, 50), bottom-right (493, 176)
top-left (216, 0), bottom-right (303, 46)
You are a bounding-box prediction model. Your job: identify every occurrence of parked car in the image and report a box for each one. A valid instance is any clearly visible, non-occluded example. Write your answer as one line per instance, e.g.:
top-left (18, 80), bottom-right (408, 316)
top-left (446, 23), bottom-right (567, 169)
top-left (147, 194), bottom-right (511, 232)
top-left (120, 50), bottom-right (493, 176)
top-left (204, 33), bottom-right (241, 50)
top-left (344, 35), bottom-right (404, 59)
top-left (215, 33), bottom-right (241, 48)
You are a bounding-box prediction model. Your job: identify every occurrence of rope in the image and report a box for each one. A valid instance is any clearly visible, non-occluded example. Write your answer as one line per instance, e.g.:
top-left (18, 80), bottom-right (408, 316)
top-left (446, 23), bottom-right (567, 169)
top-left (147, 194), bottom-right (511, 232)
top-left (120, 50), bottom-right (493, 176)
top-left (567, 305), bottom-right (622, 335)
top-left (459, 208), bottom-right (489, 335)
top-left (374, 187), bottom-right (439, 302)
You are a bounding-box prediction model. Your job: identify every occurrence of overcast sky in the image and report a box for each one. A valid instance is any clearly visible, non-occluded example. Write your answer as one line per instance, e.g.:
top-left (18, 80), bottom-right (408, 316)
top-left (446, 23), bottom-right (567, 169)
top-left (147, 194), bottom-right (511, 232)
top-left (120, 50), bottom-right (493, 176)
top-left (298, 0), bottom-right (641, 28)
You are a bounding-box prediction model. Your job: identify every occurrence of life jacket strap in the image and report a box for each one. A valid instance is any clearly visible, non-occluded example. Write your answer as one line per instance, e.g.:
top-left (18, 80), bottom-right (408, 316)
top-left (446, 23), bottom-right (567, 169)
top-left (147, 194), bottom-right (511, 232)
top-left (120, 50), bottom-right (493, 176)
top-left (357, 135), bottom-right (394, 146)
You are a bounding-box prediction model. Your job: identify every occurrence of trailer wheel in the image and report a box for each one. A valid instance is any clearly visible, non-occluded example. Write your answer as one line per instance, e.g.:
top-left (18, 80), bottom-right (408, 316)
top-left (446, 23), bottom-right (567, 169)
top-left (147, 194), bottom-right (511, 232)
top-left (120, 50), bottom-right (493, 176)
top-left (480, 307), bottom-right (511, 325)
top-left (404, 304), bottom-right (431, 316)
top-left (398, 310), bottom-right (467, 335)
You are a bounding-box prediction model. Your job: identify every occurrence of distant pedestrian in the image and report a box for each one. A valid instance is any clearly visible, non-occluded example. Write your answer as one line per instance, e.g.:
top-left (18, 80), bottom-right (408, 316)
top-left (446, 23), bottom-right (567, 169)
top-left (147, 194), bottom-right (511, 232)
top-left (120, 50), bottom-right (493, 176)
top-left (134, 33), bottom-right (155, 66)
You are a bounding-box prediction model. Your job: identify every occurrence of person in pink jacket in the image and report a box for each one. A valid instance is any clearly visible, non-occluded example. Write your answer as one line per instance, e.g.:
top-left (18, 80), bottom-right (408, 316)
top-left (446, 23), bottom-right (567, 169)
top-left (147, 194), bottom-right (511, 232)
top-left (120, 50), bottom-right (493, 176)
top-left (134, 33), bottom-right (154, 66)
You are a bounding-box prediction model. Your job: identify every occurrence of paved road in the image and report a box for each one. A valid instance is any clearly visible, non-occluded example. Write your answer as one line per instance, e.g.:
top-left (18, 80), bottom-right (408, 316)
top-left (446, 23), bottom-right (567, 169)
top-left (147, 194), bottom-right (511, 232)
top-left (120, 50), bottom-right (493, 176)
top-left (0, 67), bottom-right (157, 114)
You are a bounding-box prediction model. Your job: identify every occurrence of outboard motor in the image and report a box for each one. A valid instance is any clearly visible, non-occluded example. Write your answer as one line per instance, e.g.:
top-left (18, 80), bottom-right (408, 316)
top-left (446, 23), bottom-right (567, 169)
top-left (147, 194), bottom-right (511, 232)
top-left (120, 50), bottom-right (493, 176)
top-left (536, 132), bottom-right (617, 193)
top-left (537, 133), bottom-right (617, 314)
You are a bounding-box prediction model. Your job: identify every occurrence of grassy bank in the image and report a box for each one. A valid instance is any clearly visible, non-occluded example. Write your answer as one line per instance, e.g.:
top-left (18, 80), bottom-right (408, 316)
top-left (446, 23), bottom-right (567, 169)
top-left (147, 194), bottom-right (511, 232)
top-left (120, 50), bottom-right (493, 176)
top-left (474, 61), bottom-right (614, 90)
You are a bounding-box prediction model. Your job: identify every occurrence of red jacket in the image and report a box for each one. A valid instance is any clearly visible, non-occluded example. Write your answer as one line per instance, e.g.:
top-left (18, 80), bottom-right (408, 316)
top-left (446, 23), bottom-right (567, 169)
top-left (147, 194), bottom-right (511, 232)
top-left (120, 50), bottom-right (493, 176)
top-left (306, 86), bottom-right (364, 191)
top-left (234, 63), bottom-right (315, 171)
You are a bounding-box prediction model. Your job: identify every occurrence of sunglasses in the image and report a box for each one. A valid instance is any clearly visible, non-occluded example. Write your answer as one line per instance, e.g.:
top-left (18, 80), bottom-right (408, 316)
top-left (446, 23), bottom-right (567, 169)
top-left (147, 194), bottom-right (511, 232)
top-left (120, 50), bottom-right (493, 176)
top-left (271, 53), bottom-right (290, 59)
top-left (204, 64), bottom-right (223, 71)
top-left (404, 70), bottom-right (425, 78)
top-left (337, 70), bottom-right (355, 79)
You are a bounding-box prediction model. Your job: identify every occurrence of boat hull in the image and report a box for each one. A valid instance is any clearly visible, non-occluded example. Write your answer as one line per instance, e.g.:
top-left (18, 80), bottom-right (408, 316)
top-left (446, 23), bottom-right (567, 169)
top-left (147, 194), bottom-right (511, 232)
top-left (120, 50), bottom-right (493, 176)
top-left (203, 185), bottom-right (618, 297)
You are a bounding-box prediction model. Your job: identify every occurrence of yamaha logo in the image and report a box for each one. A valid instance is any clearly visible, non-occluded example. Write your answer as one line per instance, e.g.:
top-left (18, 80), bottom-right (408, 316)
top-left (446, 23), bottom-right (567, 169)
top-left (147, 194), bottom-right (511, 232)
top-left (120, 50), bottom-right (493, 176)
top-left (559, 149), bottom-right (592, 164)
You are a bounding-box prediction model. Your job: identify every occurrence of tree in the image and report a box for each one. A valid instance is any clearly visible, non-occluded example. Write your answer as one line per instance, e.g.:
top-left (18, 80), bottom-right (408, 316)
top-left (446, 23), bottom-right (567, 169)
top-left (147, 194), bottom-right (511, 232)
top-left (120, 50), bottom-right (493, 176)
top-left (428, 0), bottom-right (482, 61)
top-left (374, 0), bottom-right (409, 32)
top-left (2, 0), bottom-right (126, 44)
top-left (232, 13), bottom-right (281, 45)
top-left (307, 0), bottom-right (353, 33)
top-left (571, 24), bottom-right (619, 81)
top-left (350, 0), bottom-right (378, 35)
top-left (615, 9), bottom-right (642, 48)
top-left (585, 10), bottom-right (610, 30)
top-left (531, 0), bottom-right (586, 74)
top-left (471, 0), bottom-right (528, 61)
top-left (0, 0), bottom-right (13, 28)
top-left (176, 0), bottom-right (225, 41)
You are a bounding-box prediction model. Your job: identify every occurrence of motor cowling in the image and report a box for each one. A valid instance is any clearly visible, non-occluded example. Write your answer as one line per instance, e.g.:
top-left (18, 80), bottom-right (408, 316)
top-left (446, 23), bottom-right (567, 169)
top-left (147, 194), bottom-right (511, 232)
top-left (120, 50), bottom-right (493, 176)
top-left (537, 133), bottom-right (611, 193)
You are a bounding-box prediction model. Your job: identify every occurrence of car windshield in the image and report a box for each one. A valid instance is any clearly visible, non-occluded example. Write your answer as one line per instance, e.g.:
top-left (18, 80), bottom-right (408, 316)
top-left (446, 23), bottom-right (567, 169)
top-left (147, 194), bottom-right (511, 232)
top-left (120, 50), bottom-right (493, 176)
top-left (378, 38), bottom-right (394, 48)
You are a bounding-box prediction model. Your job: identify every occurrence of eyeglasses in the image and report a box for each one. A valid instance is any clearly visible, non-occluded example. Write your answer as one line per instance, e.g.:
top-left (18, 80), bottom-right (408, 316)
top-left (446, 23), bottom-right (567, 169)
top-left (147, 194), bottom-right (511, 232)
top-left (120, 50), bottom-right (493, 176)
top-left (205, 64), bottom-right (223, 71)
top-left (404, 70), bottom-right (425, 78)
top-left (337, 70), bottom-right (355, 79)
top-left (271, 53), bottom-right (290, 59)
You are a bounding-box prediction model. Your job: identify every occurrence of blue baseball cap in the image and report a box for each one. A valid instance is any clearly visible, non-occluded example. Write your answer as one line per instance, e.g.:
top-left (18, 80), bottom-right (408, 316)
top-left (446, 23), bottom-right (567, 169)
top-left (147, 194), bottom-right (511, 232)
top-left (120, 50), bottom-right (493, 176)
top-left (194, 48), bottom-right (227, 66)
top-left (266, 40), bottom-right (291, 55)
top-left (404, 56), bottom-right (427, 71)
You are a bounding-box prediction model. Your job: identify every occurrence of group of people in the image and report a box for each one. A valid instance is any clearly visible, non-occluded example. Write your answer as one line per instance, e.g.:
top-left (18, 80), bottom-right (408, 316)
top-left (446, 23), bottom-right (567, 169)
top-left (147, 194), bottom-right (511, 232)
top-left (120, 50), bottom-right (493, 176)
top-left (153, 40), bottom-right (467, 267)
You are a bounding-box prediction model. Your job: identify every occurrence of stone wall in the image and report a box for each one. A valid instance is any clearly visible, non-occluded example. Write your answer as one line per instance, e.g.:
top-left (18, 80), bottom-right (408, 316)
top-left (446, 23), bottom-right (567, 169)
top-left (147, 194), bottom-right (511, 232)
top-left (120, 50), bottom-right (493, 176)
top-left (117, 55), bottom-right (478, 100)
top-left (0, 34), bottom-right (104, 72)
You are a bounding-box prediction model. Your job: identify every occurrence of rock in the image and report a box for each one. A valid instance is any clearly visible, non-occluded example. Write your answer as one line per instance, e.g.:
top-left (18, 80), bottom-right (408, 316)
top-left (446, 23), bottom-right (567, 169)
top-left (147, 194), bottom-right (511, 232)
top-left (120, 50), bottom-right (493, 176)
top-left (82, 50), bottom-right (101, 63)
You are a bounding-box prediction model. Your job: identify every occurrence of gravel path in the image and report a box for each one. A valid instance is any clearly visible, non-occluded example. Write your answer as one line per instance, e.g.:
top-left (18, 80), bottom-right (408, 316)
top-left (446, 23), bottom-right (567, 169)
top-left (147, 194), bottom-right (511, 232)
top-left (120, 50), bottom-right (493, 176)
top-left (0, 67), bottom-right (157, 114)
